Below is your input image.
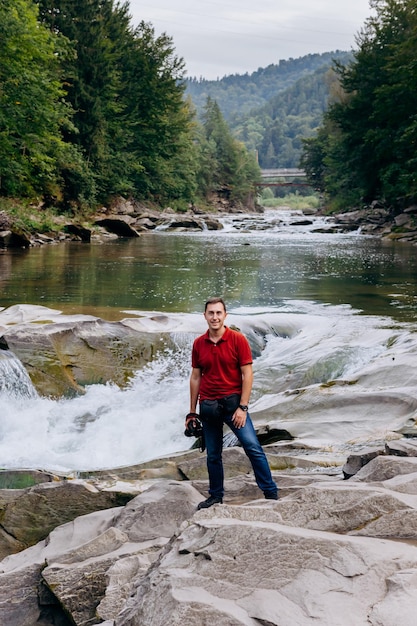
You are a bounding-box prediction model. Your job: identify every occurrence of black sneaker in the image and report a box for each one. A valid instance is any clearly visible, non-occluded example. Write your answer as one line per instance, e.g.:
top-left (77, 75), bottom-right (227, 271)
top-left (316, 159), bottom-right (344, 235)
top-left (264, 492), bottom-right (279, 500)
top-left (197, 496), bottom-right (223, 510)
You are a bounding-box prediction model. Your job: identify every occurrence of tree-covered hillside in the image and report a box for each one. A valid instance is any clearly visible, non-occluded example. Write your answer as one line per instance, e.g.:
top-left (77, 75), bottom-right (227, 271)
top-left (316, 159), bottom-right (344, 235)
top-left (185, 51), bottom-right (350, 121)
top-left (186, 51), bottom-right (352, 168)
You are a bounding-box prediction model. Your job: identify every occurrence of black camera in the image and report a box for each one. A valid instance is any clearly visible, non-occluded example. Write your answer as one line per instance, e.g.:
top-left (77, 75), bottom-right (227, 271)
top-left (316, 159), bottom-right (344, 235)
top-left (184, 414), bottom-right (203, 438)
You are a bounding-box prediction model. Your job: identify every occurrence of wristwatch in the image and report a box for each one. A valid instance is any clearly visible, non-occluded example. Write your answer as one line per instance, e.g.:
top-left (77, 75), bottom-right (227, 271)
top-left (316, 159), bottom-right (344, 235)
top-left (239, 404), bottom-right (248, 412)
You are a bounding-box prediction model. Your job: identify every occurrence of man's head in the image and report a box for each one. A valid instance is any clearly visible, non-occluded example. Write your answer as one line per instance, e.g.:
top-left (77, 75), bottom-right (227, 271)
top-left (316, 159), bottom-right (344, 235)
top-left (204, 297), bottom-right (226, 312)
top-left (204, 297), bottom-right (227, 332)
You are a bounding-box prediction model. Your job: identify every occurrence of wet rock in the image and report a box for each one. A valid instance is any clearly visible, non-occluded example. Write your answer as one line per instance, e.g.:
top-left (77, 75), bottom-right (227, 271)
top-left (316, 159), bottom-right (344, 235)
top-left (0, 316), bottom-right (174, 396)
top-left (205, 218), bottom-right (223, 230)
top-left (165, 217), bottom-right (204, 231)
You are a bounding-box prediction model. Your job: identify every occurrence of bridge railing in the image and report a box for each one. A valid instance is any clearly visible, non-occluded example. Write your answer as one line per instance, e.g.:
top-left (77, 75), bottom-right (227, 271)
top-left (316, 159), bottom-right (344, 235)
top-left (261, 168), bottom-right (306, 179)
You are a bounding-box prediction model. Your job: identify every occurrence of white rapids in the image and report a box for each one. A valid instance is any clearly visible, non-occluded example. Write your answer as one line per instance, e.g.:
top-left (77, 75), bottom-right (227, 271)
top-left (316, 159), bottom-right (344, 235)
top-left (0, 301), bottom-right (416, 473)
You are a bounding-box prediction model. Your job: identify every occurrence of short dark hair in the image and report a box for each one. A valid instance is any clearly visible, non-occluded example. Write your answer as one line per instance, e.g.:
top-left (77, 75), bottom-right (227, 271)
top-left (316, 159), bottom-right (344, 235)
top-left (205, 297), bottom-right (226, 312)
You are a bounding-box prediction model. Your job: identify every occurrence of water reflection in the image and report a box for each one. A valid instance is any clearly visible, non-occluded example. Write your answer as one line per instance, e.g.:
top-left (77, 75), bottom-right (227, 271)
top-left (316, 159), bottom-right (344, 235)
top-left (0, 228), bottom-right (417, 321)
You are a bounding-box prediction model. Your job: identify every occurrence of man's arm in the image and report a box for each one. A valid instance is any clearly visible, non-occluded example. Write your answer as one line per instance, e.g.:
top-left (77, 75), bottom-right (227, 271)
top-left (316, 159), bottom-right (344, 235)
top-left (232, 363), bottom-right (253, 428)
top-left (189, 367), bottom-right (202, 414)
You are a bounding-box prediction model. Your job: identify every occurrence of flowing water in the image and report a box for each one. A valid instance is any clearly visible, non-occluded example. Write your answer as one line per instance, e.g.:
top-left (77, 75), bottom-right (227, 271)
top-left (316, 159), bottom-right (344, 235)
top-left (1, 209), bottom-right (417, 473)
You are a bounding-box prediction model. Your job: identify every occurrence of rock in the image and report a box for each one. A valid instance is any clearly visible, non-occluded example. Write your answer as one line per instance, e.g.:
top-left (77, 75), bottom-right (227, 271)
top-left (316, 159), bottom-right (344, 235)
top-left (64, 224), bottom-right (92, 242)
top-left (165, 217), bottom-right (204, 231)
top-left (205, 218), bottom-right (223, 230)
top-left (0, 481), bottom-right (203, 626)
top-left (0, 480), bottom-right (133, 552)
top-left (94, 217), bottom-right (141, 238)
top-left (115, 504), bottom-right (417, 626)
top-left (0, 317), bottom-right (175, 396)
top-left (276, 482), bottom-right (416, 537)
top-left (1, 448), bottom-right (417, 625)
top-left (385, 439), bottom-right (417, 456)
top-left (342, 447), bottom-right (386, 478)
top-left (0, 229), bottom-right (31, 248)
top-left (177, 447), bottom-right (252, 482)
top-left (404, 204), bottom-right (417, 214)
top-left (394, 213), bottom-right (413, 227)
top-left (289, 219), bottom-right (313, 226)
top-left (351, 454), bottom-right (417, 482)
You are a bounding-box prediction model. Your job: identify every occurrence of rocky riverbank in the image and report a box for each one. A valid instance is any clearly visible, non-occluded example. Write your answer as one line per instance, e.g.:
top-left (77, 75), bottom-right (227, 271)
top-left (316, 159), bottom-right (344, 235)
top-left (1, 197), bottom-right (417, 248)
top-left (1, 436), bottom-right (417, 626)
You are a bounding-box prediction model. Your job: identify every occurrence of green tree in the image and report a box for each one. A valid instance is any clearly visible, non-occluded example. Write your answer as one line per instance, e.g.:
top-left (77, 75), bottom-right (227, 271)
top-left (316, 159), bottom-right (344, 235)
top-left (120, 21), bottom-right (196, 202)
top-left (0, 0), bottom-right (79, 198)
top-left (302, 0), bottom-right (417, 209)
top-left (198, 97), bottom-right (260, 201)
top-left (37, 0), bottom-right (132, 200)
top-left (37, 1), bottom-right (197, 205)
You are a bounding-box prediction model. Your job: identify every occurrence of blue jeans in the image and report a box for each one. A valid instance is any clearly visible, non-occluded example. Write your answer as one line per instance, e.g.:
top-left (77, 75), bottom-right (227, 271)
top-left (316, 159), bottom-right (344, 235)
top-left (200, 397), bottom-right (278, 499)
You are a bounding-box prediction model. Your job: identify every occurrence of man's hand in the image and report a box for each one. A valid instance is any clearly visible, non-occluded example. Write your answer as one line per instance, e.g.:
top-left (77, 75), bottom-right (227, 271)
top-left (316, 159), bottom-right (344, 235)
top-left (185, 412), bottom-right (199, 427)
top-left (232, 406), bottom-right (247, 429)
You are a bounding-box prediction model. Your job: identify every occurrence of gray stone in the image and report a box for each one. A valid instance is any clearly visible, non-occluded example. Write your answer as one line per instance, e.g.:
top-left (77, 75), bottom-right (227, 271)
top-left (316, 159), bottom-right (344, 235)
top-left (385, 439), bottom-right (417, 457)
top-left (178, 447), bottom-right (252, 482)
top-left (115, 506), bottom-right (417, 626)
top-left (342, 447), bottom-right (385, 478)
top-left (1, 318), bottom-right (175, 396)
top-left (0, 480), bottom-right (132, 550)
top-left (95, 217), bottom-right (141, 237)
top-left (352, 455), bottom-right (417, 482)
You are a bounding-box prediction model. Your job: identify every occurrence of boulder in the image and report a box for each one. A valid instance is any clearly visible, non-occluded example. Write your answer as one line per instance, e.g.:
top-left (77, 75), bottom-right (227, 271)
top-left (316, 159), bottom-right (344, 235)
top-left (0, 318), bottom-right (176, 396)
top-left (0, 480), bottom-right (133, 553)
top-left (0, 229), bottom-right (31, 248)
top-left (385, 439), bottom-right (417, 456)
top-left (165, 217), bottom-right (205, 231)
top-left (94, 217), bottom-right (141, 238)
top-left (342, 446), bottom-right (386, 478)
top-left (64, 224), bottom-right (92, 242)
top-left (351, 454), bottom-right (417, 482)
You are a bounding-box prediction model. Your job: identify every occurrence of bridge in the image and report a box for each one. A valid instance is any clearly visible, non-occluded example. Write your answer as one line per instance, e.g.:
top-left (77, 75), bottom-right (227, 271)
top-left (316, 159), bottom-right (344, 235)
top-left (256, 168), bottom-right (310, 188)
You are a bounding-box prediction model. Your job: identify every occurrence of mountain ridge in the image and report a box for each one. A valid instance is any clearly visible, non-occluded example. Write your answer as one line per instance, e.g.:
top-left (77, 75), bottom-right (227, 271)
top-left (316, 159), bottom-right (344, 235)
top-left (185, 50), bottom-right (353, 168)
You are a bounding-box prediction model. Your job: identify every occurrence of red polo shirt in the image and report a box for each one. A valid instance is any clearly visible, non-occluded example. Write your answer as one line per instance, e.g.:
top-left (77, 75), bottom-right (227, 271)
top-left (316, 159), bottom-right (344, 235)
top-left (192, 326), bottom-right (253, 401)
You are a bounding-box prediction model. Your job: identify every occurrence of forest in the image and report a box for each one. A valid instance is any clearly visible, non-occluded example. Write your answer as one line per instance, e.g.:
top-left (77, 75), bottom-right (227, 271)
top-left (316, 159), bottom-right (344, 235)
top-left (2, 0), bottom-right (415, 216)
top-left (186, 51), bottom-right (351, 169)
top-left (301, 0), bottom-right (417, 211)
top-left (0, 0), bottom-right (259, 212)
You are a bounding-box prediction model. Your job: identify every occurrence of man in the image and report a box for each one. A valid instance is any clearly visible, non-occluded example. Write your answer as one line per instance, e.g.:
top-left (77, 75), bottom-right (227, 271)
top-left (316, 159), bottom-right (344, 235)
top-left (187, 297), bottom-right (278, 509)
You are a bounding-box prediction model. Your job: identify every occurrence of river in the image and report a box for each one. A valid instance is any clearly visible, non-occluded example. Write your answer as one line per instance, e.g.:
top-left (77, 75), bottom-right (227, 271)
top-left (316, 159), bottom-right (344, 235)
top-left (0, 209), bottom-right (417, 473)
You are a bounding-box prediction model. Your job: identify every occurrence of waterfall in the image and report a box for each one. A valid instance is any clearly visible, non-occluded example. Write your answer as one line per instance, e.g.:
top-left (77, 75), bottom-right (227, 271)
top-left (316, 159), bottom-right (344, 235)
top-left (0, 350), bottom-right (38, 399)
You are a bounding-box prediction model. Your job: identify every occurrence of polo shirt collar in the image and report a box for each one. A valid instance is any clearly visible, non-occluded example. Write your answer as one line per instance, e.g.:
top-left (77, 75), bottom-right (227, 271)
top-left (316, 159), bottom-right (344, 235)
top-left (205, 325), bottom-right (229, 343)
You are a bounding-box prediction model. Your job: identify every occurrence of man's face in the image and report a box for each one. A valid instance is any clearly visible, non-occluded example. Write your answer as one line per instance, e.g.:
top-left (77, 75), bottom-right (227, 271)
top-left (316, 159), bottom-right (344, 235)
top-left (204, 302), bottom-right (227, 332)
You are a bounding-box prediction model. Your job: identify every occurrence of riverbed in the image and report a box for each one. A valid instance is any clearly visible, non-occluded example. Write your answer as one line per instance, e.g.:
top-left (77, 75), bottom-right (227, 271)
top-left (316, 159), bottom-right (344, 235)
top-left (0, 208), bottom-right (416, 472)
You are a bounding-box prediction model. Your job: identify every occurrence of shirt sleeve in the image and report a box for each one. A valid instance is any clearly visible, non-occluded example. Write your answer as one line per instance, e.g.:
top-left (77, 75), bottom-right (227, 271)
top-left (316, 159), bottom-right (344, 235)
top-left (236, 331), bottom-right (253, 366)
top-left (191, 339), bottom-right (200, 368)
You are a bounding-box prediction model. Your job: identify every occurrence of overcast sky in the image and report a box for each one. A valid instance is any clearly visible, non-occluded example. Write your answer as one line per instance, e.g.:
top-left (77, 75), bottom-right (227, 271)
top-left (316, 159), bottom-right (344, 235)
top-left (127, 0), bottom-right (374, 80)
